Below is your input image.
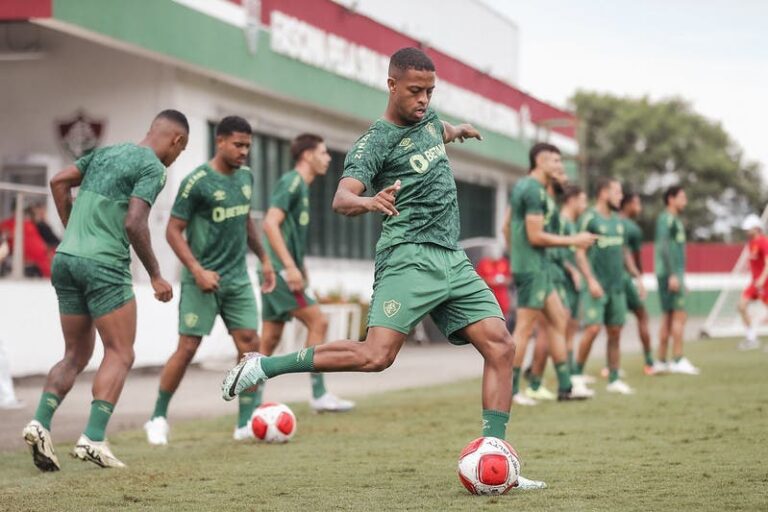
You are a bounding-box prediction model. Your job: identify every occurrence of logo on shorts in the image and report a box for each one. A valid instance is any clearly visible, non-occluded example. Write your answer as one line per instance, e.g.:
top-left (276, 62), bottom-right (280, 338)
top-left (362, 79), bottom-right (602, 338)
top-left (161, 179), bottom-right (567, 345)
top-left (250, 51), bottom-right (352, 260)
top-left (587, 308), bottom-right (597, 320)
top-left (536, 291), bottom-right (545, 302)
top-left (213, 190), bottom-right (227, 201)
top-left (184, 313), bottom-right (199, 328)
top-left (383, 300), bottom-right (401, 318)
top-left (299, 211), bottom-right (310, 226)
top-left (242, 185), bottom-right (252, 200)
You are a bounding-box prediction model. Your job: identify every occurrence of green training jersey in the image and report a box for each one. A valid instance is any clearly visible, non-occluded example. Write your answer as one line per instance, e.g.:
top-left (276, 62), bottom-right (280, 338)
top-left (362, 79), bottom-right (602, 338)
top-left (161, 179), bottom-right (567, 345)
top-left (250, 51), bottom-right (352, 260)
top-left (544, 194), bottom-right (562, 264)
top-left (57, 143), bottom-right (166, 268)
top-left (580, 208), bottom-right (625, 291)
top-left (622, 217), bottom-right (643, 274)
top-left (264, 170), bottom-right (310, 271)
top-left (171, 164), bottom-right (253, 285)
top-left (509, 176), bottom-right (550, 274)
top-left (342, 108), bottom-right (459, 253)
top-left (562, 217), bottom-right (578, 266)
top-left (654, 211), bottom-right (686, 277)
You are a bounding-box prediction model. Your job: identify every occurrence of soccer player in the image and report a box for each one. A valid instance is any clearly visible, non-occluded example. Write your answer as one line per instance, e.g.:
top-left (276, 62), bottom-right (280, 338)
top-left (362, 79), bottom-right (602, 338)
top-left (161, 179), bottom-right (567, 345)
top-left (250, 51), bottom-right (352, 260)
top-left (619, 192), bottom-right (657, 374)
top-left (736, 214), bottom-right (767, 351)
top-left (222, 47), bottom-right (546, 489)
top-left (144, 116), bottom-right (276, 446)
top-left (655, 185), bottom-right (699, 374)
top-left (560, 185), bottom-right (588, 373)
top-left (573, 178), bottom-right (634, 395)
top-left (23, 110), bottom-right (189, 470)
top-left (506, 143), bottom-right (596, 404)
top-left (258, 133), bottom-right (354, 412)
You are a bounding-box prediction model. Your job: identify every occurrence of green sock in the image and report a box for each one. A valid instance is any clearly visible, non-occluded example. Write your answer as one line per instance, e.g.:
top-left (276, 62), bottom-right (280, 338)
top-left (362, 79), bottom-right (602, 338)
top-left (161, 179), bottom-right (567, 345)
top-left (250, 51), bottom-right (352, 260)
top-left (34, 392), bottom-right (61, 431)
top-left (482, 409), bottom-right (510, 439)
top-left (512, 367), bottom-right (521, 395)
top-left (261, 347), bottom-right (315, 378)
top-left (644, 351), bottom-right (654, 366)
top-left (574, 362), bottom-right (584, 375)
top-left (529, 374), bottom-right (542, 391)
top-left (253, 382), bottom-right (264, 408)
top-left (673, 355), bottom-right (683, 363)
top-left (237, 391), bottom-right (258, 428)
top-left (310, 373), bottom-right (327, 399)
top-left (555, 362), bottom-right (572, 392)
top-left (151, 389), bottom-right (173, 419)
top-left (609, 369), bottom-right (620, 383)
top-left (83, 400), bottom-right (114, 442)
top-left (567, 350), bottom-right (575, 373)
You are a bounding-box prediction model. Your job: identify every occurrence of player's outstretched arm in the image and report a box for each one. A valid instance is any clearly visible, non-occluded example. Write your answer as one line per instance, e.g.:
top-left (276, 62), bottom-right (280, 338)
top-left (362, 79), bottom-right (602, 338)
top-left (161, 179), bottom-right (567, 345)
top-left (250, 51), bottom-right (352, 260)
top-left (49, 165), bottom-right (83, 227)
top-left (441, 121), bottom-right (482, 144)
top-left (247, 216), bottom-right (275, 293)
top-left (524, 214), bottom-right (597, 248)
top-left (333, 177), bottom-right (401, 217)
top-left (165, 216), bottom-right (219, 293)
top-left (125, 197), bottom-right (172, 302)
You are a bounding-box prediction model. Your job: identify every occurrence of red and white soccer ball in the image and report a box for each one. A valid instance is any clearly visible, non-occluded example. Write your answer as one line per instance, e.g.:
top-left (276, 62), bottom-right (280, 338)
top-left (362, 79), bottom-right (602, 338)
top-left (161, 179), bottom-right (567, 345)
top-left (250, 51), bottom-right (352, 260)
top-left (457, 437), bottom-right (521, 495)
top-left (250, 402), bottom-right (296, 443)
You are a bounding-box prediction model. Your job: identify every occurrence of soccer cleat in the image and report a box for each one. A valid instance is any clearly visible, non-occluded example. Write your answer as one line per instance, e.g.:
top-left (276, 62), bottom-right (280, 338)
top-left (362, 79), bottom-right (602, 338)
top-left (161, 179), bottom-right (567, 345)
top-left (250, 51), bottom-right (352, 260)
top-left (651, 360), bottom-right (669, 374)
top-left (22, 420), bottom-right (60, 472)
top-left (512, 475), bottom-right (548, 490)
top-left (643, 364), bottom-right (656, 376)
top-left (144, 416), bottom-right (170, 446)
top-left (233, 425), bottom-right (255, 441)
top-left (221, 352), bottom-right (267, 401)
top-left (513, 393), bottom-right (538, 406)
top-left (571, 374), bottom-right (596, 387)
top-left (310, 392), bottom-right (356, 413)
top-left (668, 357), bottom-right (700, 375)
top-left (524, 386), bottom-right (557, 401)
top-left (71, 435), bottom-right (126, 468)
top-left (738, 338), bottom-right (760, 351)
top-left (606, 379), bottom-right (635, 395)
top-left (558, 386), bottom-right (593, 401)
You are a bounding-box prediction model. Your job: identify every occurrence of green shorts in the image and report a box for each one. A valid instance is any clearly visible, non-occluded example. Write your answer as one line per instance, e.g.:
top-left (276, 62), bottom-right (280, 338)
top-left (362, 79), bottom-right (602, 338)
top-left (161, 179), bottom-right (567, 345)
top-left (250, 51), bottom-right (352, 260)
top-left (623, 274), bottom-right (644, 311)
top-left (550, 263), bottom-right (571, 315)
top-left (368, 243), bottom-right (503, 345)
top-left (514, 266), bottom-right (555, 310)
top-left (261, 271), bottom-right (317, 323)
top-left (51, 253), bottom-right (134, 318)
top-left (657, 275), bottom-right (686, 312)
top-left (179, 281), bottom-right (258, 336)
top-left (582, 289), bottom-right (627, 326)
top-left (563, 275), bottom-right (581, 319)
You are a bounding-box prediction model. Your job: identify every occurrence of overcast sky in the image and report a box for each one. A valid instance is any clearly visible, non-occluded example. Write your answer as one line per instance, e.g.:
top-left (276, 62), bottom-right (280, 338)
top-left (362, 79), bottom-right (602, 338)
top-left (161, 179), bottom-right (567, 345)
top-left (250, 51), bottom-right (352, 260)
top-left (483, 0), bottom-right (768, 170)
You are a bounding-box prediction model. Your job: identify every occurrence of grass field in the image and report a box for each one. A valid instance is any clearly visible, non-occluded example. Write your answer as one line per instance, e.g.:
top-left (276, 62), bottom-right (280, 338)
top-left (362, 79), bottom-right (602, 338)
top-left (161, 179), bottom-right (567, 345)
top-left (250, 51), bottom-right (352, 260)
top-left (1, 339), bottom-right (767, 511)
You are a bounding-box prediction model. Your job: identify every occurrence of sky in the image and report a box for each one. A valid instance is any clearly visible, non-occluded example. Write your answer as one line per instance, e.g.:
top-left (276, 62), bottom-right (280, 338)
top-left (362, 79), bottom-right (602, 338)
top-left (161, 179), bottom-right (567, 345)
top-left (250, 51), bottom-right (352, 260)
top-left (483, 0), bottom-right (768, 170)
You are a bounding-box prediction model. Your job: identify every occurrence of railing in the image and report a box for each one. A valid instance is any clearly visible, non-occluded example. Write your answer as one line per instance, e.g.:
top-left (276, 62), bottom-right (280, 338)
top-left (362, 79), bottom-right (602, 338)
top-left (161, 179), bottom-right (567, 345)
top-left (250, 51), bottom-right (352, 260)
top-left (0, 182), bottom-right (49, 279)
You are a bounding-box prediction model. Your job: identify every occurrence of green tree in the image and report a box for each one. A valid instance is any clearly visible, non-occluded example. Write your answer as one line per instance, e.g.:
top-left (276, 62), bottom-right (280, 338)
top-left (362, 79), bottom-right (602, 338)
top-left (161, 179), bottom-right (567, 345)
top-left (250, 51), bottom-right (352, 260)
top-left (570, 91), bottom-right (765, 241)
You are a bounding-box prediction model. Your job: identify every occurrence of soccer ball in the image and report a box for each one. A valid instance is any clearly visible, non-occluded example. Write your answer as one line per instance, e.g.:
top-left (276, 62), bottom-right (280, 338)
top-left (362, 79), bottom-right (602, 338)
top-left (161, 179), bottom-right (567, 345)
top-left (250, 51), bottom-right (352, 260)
top-left (250, 402), bottom-right (296, 443)
top-left (457, 437), bottom-right (521, 495)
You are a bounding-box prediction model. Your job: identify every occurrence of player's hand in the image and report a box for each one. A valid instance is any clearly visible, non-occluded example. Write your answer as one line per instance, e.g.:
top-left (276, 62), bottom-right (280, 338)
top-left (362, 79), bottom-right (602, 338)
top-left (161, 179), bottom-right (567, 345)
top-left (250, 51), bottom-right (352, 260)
top-left (668, 274), bottom-right (680, 293)
top-left (283, 266), bottom-right (304, 292)
top-left (367, 180), bottom-right (401, 216)
top-left (573, 232), bottom-right (599, 249)
top-left (261, 262), bottom-right (276, 293)
top-left (637, 278), bottom-right (648, 300)
top-left (588, 279), bottom-right (604, 299)
top-left (571, 270), bottom-right (582, 291)
top-left (194, 268), bottom-right (220, 293)
top-left (151, 276), bottom-right (173, 303)
top-left (453, 123), bottom-right (482, 143)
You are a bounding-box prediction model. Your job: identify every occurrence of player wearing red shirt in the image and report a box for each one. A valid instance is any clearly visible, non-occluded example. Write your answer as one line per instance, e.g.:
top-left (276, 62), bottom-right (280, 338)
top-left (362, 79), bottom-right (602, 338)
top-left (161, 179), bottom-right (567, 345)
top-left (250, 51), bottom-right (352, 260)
top-left (476, 251), bottom-right (512, 318)
top-left (738, 214), bottom-right (768, 350)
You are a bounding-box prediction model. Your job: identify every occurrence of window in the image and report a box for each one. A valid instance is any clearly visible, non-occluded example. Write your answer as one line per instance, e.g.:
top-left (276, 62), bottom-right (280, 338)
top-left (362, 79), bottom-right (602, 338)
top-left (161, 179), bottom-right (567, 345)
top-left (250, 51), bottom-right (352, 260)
top-left (456, 180), bottom-right (496, 239)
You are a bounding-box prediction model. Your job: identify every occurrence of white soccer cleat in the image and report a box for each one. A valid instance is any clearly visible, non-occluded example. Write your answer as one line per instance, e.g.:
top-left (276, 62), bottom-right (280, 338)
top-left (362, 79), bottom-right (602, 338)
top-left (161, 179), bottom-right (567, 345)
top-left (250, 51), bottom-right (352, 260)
top-left (651, 360), bottom-right (669, 374)
top-left (233, 425), bottom-right (255, 441)
top-left (738, 338), bottom-right (760, 351)
top-left (578, 374), bottom-right (597, 384)
top-left (22, 420), bottom-right (60, 472)
top-left (668, 357), bottom-right (700, 375)
top-left (512, 475), bottom-right (548, 490)
top-left (524, 386), bottom-right (557, 401)
top-left (310, 392), bottom-right (356, 413)
top-left (144, 417), bottom-right (170, 446)
top-left (568, 380), bottom-right (595, 399)
top-left (221, 352), bottom-right (267, 401)
top-left (513, 393), bottom-right (538, 406)
top-left (606, 379), bottom-right (635, 395)
top-left (71, 435), bottom-right (126, 468)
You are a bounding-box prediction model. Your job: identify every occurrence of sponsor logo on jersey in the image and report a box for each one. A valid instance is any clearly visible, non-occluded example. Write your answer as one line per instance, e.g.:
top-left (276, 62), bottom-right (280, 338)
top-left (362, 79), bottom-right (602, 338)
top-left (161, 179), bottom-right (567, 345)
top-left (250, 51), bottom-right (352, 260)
top-left (408, 143), bottom-right (446, 174)
top-left (184, 313), bottom-right (199, 328)
top-left (212, 204), bottom-right (250, 222)
top-left (213, 190), bottom-right (227, 201)
top-left (398, 137), bottom-right (415, 151)
top-left (242, 184), bottom-right (252, 200)
top-left (596, 235), bottom-right (624, 248)
top-left (383, 299), bottom-right (401, 318)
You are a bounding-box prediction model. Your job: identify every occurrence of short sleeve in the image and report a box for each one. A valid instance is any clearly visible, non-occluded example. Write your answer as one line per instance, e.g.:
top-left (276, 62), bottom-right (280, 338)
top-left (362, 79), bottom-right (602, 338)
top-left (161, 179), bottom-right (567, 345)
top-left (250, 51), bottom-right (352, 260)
top-left (170, 174), bottom-right (198, 221)
top-left (580, 212), bottom-right (595, 232)
top-left (74, 150), bottom-right (96, 175)
top-left (270, 174), bottom-right (301, 212)
top-left (342, 129), bottom-right (386, 192)
top-left (522, 184), bottom-right (545, 216)
top-left (131, 161), bottom-right (167, 206)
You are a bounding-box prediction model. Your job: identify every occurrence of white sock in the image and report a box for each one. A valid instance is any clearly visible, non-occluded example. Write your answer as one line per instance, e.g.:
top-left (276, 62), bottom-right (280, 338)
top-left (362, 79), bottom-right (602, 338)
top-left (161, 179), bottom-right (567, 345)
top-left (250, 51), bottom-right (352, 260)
top-left (747, 326), bottom-right (757, 342)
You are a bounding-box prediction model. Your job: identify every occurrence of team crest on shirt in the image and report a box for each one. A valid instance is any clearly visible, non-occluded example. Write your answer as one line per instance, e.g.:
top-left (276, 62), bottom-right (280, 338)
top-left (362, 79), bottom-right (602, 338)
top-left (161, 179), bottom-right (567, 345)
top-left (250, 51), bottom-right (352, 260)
top-left (241, 185), bottom-right (252, 200)
top-left (426, 122), bottom-right (438, 140)
top-left (599, 225), bottom-right (607, 234)
top-left (213, 190), bottom-right (227, 201)
top-left (184, 313), bottom-right (199, 328)
top-left (383, 300), bottom-right (401, 318)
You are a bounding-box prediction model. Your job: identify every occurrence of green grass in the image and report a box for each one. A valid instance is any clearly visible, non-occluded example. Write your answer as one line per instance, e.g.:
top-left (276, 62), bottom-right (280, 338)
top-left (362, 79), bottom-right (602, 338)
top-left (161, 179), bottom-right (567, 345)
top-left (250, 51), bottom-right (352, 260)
top-left (1, 339), bottom-right (767, 511)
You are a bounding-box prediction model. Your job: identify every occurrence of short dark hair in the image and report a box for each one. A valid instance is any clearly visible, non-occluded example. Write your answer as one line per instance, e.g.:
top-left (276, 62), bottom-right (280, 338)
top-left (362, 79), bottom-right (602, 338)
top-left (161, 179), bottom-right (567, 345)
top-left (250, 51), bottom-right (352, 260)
top-left (664, 185), bottom-right (684, 205)
top-left (215, 116), bottom-right (252, 137)
top-left (620, 191), bottom-right (639, 210)
top-left (155, 109), bottom-right (189, 133)
top-left (290, 133), bottom-right (324, 162)
top-left (389, 47), bottom-right (435, 77)
top-left (595, 176), bottom-right (617, 196)
top-left (529, 142), bottom-right (560, 170)
top-left (562, 184), bottom-right (583, 202)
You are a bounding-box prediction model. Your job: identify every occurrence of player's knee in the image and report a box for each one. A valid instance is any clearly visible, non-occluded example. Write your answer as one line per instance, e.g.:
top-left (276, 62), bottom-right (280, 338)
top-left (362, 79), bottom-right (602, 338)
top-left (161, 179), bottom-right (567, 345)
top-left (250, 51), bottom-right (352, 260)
top-left (63, 351), bottom-right (90, 373)
top-left (178, 342), bottom-right (199, 363)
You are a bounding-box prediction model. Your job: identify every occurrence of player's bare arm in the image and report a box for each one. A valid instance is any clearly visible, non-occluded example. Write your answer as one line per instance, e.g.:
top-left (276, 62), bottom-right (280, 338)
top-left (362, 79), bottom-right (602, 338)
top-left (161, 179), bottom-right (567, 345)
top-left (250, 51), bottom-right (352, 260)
top-left (126, 197), bottom-right (172, 302)
top-left (575, 246), bottom-right (604, 299)
top-left (624, 246), bottom-right (647, 299)
top-left (333, 177), bottom-right (401, 217)
top-left (501, 207), bottom-right (511, 249)
top-left (166, 216), bottom-right (219, 293)
top-left (756, 256), bottom-right (768, 290)
top-left (525, 214), bottom-right (596, 248)
top-left (563, 259), bottom-right (582, 290)
top-left (247, 215), bottom-right (276, 293)
top-left (49, 165), bottom-right (83, 227)
top-left (441, 121), bottom-right (482, 143)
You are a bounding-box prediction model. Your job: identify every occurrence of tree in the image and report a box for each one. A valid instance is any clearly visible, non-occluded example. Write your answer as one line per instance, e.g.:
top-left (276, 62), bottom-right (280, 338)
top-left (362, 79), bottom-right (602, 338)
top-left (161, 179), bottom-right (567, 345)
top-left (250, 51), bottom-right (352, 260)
top-left (570, 91), bottom-right (766, 241)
